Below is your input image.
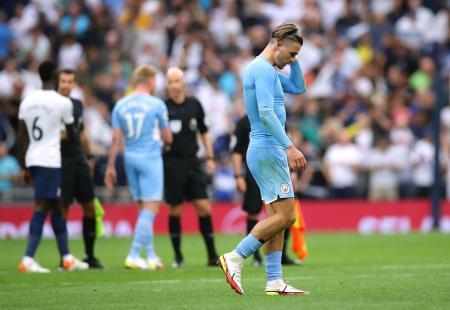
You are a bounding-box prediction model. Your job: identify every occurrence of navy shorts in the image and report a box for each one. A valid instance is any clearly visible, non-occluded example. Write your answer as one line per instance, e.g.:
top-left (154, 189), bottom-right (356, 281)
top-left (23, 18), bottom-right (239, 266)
top-left (29, 166), bottom-right (61, 200)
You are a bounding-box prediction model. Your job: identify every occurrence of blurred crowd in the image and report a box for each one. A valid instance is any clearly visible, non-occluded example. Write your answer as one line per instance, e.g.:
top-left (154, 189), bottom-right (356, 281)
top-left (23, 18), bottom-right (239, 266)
top-left (0, 0), bottom-right (449, 201)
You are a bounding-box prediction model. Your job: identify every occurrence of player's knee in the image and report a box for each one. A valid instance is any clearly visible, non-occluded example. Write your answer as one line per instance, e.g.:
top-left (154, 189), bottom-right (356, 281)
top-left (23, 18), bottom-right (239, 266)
top-left (170, 205), bottom-right (183, 217)
top-left (82, 202), bottom-right (95, 218)
top-left (285, 211), bottom-right (296, 227)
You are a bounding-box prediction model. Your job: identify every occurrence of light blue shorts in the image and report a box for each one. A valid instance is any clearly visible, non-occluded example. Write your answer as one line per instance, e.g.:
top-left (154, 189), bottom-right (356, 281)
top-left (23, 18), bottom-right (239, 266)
top-left (124, 152), bottom-right (163, 201)
top-left (246, 146), bottom-right (294, 204)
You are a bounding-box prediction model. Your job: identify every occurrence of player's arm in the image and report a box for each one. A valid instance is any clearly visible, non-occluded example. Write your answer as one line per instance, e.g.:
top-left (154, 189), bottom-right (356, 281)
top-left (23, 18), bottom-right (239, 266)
top-left (104, 107), bottom-right (123, 188)
top-left (17, 120), bottom-right (32, 185)
top-left (80, 129), bottom-right (96, 174)
top-left (157, 101), bottom-right (172, 149)
top-left (255, 68), bottom-right (306, 170)
top-left (104, 127), bottom-right (122, 188)
top-left (276, 61), bottom-right (306, 94)
top-left (231, 119), bottom-right (247, 193)
top-left (196, 99), bottom-right (215, 175)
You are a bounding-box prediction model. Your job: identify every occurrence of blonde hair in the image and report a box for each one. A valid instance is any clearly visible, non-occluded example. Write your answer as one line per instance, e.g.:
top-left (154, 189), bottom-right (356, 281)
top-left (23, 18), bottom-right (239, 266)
top-left (132, 65), bottom-right (157, 86)
top-left (271, 23), bottom-right (303, 45)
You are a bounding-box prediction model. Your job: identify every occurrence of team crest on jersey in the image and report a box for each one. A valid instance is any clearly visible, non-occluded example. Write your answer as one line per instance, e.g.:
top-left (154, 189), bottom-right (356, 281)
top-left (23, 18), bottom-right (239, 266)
top-left (189, 118), bottom-right (197, 131)
top-left (280, 183), bottom-right (290, 194)
top-left (170, 120), bottom-right (182, 133)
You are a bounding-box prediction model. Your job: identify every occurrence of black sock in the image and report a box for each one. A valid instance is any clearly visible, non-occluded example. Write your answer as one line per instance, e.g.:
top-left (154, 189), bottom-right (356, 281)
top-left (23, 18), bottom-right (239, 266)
top-left (50, 211), bottom-right (70, 257)
top-left (247, 218), bottom-right (261, 261)
top-left (83, 217), bottom-right (96, 259)
top-left (282, 228), bottom-right (290, 258)
top-left (199, 215), bottom-right (217, 259)
top-left (169, 215), bottom-right (183, 261)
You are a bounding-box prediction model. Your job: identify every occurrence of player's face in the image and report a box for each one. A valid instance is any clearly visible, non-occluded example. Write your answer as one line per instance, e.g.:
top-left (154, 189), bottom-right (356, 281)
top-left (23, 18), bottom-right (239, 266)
top-left (58, 73), bottom-right (75, 97)
top-left (274, 40), bottom-right (301, 69)
top-left (167, 74), bottom-right (185, 98)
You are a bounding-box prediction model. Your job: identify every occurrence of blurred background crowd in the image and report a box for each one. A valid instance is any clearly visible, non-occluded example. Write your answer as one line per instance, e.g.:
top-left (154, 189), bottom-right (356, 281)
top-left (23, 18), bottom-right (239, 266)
top-left (0, 0), bottom-right (449, 202)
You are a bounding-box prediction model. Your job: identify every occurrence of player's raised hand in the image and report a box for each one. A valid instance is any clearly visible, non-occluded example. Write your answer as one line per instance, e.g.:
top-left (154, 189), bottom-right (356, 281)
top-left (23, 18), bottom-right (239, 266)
top-left (286, 146), bottom-right (307, 171)
top-left (104, 166), bottom-right (117, 189)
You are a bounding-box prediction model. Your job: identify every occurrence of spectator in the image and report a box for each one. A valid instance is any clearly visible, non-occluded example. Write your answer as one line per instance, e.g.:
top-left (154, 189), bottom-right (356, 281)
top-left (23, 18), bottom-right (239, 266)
top-left (59, 1), bottom-right (91, 40)
top-left (323, 129), bottom-right (362, 198)
top-left (409, 130), bottom-right (435, 198)
top-left (0, 10), bottom-right (13, 63)
top-left (366, 136), bottom-right (401, 201)
top-left (0, 142), bottom-right (20, 192)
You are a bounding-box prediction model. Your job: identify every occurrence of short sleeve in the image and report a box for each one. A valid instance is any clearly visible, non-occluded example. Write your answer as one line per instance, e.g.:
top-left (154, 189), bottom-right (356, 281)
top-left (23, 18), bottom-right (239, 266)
top-left (232, 117), bottom-right (249, 155)
top-left (62, 98), bottom-right (74, 124)
top-left (195, 98), bottom-right (208, 134)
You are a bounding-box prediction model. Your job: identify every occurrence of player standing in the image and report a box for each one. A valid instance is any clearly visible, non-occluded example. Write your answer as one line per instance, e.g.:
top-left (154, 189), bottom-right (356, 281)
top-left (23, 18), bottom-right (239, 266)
top-left (105, 65), bottom-right (172, 270)
top-left (164, 67), bottom-right (218, 267)
top-left (58, 69), bottom-right (104, 268)
top-left (217, 24), bottom-right (309, 295)
top-left (18, 60), bottom-right (88, 272)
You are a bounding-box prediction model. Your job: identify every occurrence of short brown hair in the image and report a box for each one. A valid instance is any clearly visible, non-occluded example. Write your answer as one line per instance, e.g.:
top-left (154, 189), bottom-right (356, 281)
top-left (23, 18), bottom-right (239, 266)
top-left (132, 65), bottom-right (157, 86)
top-left (271, 23), bottom-right (303, 45)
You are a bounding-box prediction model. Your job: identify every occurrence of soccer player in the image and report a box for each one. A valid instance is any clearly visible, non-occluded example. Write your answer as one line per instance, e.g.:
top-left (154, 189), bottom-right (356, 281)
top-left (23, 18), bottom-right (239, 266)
top-left (57, 69), bottom-right (104, 268)
top-left (104, 65), bottom-right (172, 270)
top-left (231, 114), bottom-right (300, 267)
top-left (18, 60), bottom-right (88, 272)
top-left (164, 67), bottom-right (218, 268)
top-left (217, 23), bottom-right (309, 295)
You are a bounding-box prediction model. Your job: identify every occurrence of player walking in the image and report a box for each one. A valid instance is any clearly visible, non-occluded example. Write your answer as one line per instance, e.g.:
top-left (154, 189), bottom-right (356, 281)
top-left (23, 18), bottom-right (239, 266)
top-left (217, 24), bottom-right (309, 295)
top-left (105, 65), bottom-right (172, 270)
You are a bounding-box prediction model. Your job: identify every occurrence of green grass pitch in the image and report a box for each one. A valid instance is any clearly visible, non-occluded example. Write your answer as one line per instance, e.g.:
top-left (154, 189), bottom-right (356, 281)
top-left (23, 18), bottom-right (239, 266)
top-left (1, 233), bottom-right (449, 309)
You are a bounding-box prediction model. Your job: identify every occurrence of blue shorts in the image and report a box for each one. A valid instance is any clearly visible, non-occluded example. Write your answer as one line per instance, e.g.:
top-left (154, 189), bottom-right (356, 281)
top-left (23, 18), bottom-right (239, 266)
top-left (124, 152), bottom-right (163, 201)
top-left (29, 166), bottom-right (61, 200)
top-left (246, 146), bottom-right (294, 204)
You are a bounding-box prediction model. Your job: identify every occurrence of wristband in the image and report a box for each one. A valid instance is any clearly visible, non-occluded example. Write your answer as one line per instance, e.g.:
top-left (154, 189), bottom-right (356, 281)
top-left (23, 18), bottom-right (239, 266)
top-left (234, 173), bottom-right (245, 178)
top-left (86, 154), bottom-right (95, 160)
top-left (206, 157), bottom-right (215, 161)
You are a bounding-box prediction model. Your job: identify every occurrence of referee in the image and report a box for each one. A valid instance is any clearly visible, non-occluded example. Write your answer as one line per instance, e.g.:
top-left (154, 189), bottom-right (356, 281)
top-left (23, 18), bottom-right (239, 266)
top-left (231, 114), bottom-right (298, 266)
top-left (164, 67), bottom-right (218, 268)
top-left (58, 69), bottom-right (103, 269)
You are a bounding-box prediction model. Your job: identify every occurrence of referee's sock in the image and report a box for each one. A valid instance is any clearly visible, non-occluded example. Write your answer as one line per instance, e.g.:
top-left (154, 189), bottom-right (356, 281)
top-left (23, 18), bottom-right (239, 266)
top-left (199, 215), bottom-right (218, 259)
top-left (265, 251), bottom-right (283, 282)
top-left (169, 215), bottom-right (183, 262)
top-left (24, 210), bottom-right (47, 257)
top-left (50, 211), bottom-right (70, 257)
top-left (83, 217), bottom-right (96, 259)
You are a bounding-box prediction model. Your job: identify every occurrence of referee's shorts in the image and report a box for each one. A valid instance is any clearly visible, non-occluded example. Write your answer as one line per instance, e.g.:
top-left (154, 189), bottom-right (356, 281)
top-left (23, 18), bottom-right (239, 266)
top-left (61, 156), bottom-right (95, 207)
top-left (163, 156), bottom-right (208, 206)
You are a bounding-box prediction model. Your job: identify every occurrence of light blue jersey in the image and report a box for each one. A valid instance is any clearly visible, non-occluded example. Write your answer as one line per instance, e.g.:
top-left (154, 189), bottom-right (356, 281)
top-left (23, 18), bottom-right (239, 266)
top-left (112, 93), bottom-right (169, 201)
top-left (112, 93), bottom-right (169, 156)
top-left (242, 58), bottom-right (306, 203)
top-left (243, 58), bottom-right (305, 149)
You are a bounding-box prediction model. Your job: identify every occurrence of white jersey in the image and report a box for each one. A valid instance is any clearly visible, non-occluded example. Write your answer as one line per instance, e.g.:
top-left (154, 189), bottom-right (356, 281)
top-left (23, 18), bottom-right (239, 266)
top-left (18, 90), bottom-right (74, 168)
